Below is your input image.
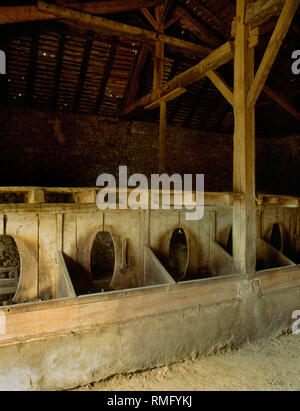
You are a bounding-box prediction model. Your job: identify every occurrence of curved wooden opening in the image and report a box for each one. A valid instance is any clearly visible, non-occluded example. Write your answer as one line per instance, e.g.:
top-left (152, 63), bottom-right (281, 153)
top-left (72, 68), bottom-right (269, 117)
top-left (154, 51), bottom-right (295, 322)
top-left (90, 231), bottom-right (115, 292)
top-left (168, 228), bottom-right (188, 281)
top-left (0, 235), bottom-right (20, 306)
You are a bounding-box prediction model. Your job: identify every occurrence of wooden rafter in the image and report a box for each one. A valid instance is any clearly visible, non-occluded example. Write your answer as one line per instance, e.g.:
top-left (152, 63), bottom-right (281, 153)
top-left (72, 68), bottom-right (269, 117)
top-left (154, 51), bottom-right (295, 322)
top-left (183, 79), bottom-right (209, 128)
top-left (200, 93), bottom-right (221, 129)
top-left (141, 8), bottom-right (158, 30)
top-left (248, 0), bottom-right (299, 108)
top-left (94, 38), bottom-right (118, 115)
top-left (26, 31), bottom-right (39, 105)
top-left (37, 1), bottom-right (211, 57)
top-left (263, 84), bottom-right (300, 121)
top-left (73, 35), bottom-right (93, 111)
top-left (51, 31), bottom-right (66, 109)
top-left (174, 6), bottom-right (221, 48)
top-left (217, 105), bottom-right (232, 131)
top-left (121, 42), bottom-right (234, 117)
top-left (123, 43), bottom-right (150, 107)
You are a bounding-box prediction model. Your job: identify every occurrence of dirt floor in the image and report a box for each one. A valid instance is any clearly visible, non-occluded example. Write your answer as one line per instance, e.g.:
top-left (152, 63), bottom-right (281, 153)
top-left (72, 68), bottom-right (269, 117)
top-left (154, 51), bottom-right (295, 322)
top-left (73, 334), bottom-right (300, 391)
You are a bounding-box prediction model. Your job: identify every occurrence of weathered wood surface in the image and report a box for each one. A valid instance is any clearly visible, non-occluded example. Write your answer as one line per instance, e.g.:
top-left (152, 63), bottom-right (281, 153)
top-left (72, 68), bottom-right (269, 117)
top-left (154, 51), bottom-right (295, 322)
top-left (57, 251), bottom-right (76, 299)
top-left (144, 246), bottom-right (175, 286)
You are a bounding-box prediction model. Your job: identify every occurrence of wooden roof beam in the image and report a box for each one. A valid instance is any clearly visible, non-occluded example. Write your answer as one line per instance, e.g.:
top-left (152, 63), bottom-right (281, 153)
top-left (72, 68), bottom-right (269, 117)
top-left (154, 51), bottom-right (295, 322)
top-left (61, 0), bottom-right (161, 15)
top-left (248, 0), bottom-right (299, 108)
top-left (120, 41), bottom-right (234, 117)
top-left (37, 1), bottom-right (211, 58)
top-left (245, 0), bottom-right (286, 27)
top-left (123, 43), bottom-right (151, 107)
top-left (263, 84), bottom-right (300, 121)
top-left (173, 6), bottom-right (221, 48)
top-left (94, 38), bottom-right (118, 115)
top-left (0, 1), bottom-right (161, 25)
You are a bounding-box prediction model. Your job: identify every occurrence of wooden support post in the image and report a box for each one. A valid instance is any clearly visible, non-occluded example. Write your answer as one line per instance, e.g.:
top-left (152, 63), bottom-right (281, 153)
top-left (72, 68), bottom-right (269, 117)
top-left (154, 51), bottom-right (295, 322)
top-left (233, 0), bottom-right (256, 277)
top-left (159, 101), bottom-right (166, 173)
top-left (153, 38), bottom-right (164, 91)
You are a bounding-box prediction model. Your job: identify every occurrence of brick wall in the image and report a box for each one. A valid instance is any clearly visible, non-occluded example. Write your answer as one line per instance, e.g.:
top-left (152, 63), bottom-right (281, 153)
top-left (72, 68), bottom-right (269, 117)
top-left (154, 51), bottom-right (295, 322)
top-left (0, 107), bottom-right (299, 195)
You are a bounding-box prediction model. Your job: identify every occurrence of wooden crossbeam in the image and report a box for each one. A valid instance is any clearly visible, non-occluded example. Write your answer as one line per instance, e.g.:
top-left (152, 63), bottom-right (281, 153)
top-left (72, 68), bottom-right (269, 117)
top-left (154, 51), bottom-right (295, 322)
top-left (37, 1), bottom-right (211, 57)
top-left (121, 41), bottom-right (234, 117)
top-left (174, 6), bottom-right (221, 48)
top-left (206, 70), bottom-right (234, 106)
top-left (146, 87), bottom-right (187, 109)
top-left (247, 0), bottom-right (299, 108)
top-left (0, 1), bottom-right (161, 25)
top-left (70, 0), bottom-right (161, 15)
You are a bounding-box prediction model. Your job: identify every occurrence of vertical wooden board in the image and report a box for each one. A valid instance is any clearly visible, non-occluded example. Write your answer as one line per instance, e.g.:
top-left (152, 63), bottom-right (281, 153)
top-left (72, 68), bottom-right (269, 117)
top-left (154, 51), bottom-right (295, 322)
top-left (63, 214), bottom-right (77, 261)
top-left (215, 207), bottom-right (233, 249)
top-left (6, 214), bottom-right (38, 302)
top-left (76, 212), bottom-right (104, 275)
top-left (38, 214), bottom-right (58, 300)
top-left (104, 211), bottom-right (141, 281)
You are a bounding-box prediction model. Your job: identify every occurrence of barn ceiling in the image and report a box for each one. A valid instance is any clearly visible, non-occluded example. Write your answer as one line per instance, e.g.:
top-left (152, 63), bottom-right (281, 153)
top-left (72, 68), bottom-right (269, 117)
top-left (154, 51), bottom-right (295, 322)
top-left (0, 0), bottom-right (299, 138)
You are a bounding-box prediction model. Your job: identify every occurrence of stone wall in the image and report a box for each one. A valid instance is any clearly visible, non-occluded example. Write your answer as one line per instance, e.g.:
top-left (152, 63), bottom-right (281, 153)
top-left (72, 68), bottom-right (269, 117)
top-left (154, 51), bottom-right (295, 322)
top-left (0, 107), bottom-right (299, 195)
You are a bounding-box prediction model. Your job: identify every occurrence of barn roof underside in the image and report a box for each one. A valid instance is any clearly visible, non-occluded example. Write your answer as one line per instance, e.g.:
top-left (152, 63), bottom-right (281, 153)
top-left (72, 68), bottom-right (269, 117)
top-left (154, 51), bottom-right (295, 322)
top-left (0, 0), bottom-right (299, 138)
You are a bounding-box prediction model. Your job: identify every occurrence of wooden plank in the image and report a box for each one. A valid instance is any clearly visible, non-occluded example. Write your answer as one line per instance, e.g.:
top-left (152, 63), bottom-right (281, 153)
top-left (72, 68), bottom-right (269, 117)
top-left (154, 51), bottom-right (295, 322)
top-left (207, 70), bottom-right (234, 106)
top-left (37, 1), bottom-right (211, 57)
top-left (233, 0), bottom-right (256, 277)
top-left (248, 0), bottom-right (299, 108)
top-left (121, 41), bottom-right (234, 116)
top-left (57, 251), bottom-right (76, 299)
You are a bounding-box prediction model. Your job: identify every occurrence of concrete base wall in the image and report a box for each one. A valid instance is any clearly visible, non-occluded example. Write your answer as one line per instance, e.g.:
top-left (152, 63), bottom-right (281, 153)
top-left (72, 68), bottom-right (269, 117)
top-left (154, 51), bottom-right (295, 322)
top-left (0, 275), bottom-right (299, 391)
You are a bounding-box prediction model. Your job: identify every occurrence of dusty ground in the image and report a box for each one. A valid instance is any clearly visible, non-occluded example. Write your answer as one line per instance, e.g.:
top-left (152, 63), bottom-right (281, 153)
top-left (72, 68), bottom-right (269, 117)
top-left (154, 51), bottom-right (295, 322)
top-left (74, 334), bottom-right (300, 391)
